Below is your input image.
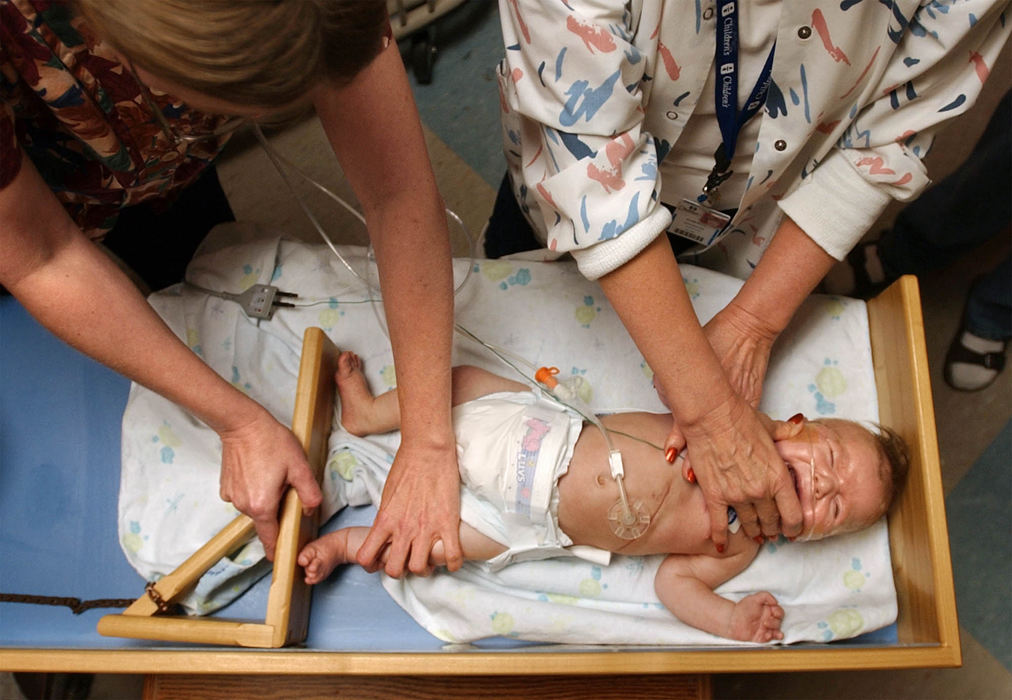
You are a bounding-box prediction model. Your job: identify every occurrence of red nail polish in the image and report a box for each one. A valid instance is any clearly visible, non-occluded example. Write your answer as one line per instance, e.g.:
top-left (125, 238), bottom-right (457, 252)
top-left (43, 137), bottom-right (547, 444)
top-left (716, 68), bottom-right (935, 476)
top-left (686, 467), bottom-right (696, 484)
top-left (716, 543), bottom-right (726, 554)
top-left (788, 412), bottom-right (805, 425)
top-left (665, 447), bottom-right (676, 463)
top-left (754, 536), bottom-right (764, 544)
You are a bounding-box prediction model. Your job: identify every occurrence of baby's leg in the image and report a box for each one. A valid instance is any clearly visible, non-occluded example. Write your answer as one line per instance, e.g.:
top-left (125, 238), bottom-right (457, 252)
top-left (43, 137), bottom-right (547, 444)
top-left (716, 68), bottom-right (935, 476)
top-left (429, 522), bottom-right (506, 565)
top-left (449, 365), bottom-right (529, 406)
top-left (339, 355), bottom-right (530, 436)
top-left (336, 351), bottom-right (400, 436)
top-left (299, 522), bottom-right (506, 584)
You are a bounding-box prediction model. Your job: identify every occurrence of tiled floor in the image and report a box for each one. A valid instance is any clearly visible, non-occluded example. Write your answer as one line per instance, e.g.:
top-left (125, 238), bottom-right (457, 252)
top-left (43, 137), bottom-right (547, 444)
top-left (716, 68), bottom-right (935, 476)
top-left (4, 4), bottom-right (1009, 699)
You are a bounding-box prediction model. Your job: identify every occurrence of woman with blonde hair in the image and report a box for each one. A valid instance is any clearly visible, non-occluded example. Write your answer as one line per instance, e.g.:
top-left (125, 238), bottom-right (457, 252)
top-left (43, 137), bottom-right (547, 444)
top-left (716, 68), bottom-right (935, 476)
top-left (0, 0), bottom-right (463, 576)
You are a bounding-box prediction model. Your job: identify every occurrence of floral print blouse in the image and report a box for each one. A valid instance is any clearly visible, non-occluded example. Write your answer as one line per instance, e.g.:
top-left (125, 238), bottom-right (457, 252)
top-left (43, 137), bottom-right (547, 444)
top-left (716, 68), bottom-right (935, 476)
top-left (1, 0), bottom-right (231, 239)
top-left (498, 0), bottom-right (1010, 279)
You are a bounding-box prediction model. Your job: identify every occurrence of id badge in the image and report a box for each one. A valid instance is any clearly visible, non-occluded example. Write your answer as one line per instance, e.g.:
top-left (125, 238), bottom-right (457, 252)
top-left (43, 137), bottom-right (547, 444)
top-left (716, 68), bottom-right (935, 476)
top-left (667, 198), bottom-right (731, 246)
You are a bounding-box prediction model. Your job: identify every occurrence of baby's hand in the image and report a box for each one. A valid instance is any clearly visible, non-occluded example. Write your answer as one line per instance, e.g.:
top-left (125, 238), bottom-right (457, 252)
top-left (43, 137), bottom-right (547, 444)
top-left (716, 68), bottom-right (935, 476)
top-left (728, 591), bottom-right (784, 642)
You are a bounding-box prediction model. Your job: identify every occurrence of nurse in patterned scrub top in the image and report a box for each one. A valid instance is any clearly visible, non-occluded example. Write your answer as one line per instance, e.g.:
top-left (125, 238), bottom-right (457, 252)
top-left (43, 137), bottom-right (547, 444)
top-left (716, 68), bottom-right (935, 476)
top-left (0, 0), bottom-right (463, 575)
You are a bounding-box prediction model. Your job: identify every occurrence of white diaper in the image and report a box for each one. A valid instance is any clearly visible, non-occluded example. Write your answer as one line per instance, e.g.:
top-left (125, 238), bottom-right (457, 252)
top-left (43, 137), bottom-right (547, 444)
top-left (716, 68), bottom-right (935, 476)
top-left (453, 391), bottom-right (611, 571)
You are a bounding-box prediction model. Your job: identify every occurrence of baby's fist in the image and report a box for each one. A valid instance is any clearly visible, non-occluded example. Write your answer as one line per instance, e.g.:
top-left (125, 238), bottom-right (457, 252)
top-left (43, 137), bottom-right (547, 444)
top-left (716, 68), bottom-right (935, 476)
top-left (729, 591), bottom-right (784, 642)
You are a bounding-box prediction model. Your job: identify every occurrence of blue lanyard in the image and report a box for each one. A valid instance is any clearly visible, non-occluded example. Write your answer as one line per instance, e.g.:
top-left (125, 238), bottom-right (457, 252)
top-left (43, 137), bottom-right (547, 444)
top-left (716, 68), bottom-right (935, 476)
top-left (704, 0), bottom-right (776, 199)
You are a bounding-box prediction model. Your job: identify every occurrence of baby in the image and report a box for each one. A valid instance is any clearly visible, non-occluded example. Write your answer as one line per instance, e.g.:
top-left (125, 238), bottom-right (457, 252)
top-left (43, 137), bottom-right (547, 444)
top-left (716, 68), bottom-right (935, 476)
top-left (299, 352), bottom-right (909, 643)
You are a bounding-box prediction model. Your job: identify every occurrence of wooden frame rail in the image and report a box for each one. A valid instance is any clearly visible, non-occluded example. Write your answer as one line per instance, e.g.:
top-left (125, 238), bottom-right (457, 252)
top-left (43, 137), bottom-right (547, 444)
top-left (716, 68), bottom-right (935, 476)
top-left (95, 328), bottom-right (338, 648)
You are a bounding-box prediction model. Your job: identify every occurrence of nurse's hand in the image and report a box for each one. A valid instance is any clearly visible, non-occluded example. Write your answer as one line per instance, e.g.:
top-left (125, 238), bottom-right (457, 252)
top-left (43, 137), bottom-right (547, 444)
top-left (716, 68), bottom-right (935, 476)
top-left (355, 439), bottom-right (463, 578)
top-left (672, 395), bottom-right (802, 549)
top-left (703, 301), bottom-right (778, 409)
top-left (218, 408), bottom-right (323, 560)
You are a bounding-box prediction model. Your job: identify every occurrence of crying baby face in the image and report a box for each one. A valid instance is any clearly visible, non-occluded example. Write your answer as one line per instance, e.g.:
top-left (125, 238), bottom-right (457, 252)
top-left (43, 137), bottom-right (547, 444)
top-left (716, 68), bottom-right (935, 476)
top-left (775, 419), bottom-right (892, 541)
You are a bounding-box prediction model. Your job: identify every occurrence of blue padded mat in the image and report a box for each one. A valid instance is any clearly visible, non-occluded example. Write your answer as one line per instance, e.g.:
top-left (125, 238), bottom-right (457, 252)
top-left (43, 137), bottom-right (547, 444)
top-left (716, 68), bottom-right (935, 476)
top-left (1, 297), bottom-right (142, 647)
top-left (0, 297), bottom-right (442, 651)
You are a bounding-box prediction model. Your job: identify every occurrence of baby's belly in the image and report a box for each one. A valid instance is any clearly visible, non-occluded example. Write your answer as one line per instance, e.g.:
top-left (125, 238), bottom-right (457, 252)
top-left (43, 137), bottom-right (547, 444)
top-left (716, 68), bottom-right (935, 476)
top-left (558, 473), bottom-right (710, 555)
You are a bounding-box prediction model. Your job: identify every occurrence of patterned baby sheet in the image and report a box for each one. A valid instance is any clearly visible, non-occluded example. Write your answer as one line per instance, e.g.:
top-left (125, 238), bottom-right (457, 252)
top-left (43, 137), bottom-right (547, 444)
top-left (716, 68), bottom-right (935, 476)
top-left (119, 222), bottom-right (893, 643)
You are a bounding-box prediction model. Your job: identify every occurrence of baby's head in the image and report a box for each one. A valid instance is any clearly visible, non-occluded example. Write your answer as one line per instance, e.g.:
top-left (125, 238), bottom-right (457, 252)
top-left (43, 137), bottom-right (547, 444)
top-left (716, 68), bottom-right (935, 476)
top-left (774, 417), bottom-right (910, 541)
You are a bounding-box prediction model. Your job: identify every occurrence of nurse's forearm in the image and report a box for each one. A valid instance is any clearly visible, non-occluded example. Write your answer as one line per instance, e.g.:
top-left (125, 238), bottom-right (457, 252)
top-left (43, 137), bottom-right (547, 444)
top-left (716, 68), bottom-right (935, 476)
top-left (313, 42), bottom-right (456, 452)
top-left (598, 235), bottom-right (736, 426)
top-left (727, 215), bottom-right (836, 337)
top-left (15, 232), bottom-right (267, 435)
top-left (370, 201), bottom-right (455, 449)
top-left (1, 154), bottom-right (262, 436)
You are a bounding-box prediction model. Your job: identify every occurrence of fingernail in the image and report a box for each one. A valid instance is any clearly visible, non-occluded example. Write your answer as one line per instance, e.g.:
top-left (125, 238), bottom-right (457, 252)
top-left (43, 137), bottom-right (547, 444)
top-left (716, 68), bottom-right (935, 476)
top-left (788, 412), bottom-right (805, 425)
top-left (665, 447), bottom-right (677, 463)
top-left (787, 536), bottom-right (796, 542)
top-left (754, 536), bottom-right (764, 544)
top-left (686, 467), bottom-right (696, 484)
top-left (716, 543), bottom-right (725, 554)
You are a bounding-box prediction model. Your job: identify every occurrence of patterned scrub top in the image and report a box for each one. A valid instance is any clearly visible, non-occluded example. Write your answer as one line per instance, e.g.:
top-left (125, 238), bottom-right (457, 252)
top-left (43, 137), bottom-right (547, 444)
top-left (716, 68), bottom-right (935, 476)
top-left (497, 0), bottom-right (1010, 280)
top-left (0, 0), bottom-right (232, 239)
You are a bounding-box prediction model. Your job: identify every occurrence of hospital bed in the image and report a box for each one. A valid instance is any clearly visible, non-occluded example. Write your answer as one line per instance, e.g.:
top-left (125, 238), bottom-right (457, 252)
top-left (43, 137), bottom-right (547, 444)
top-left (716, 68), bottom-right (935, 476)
top-left (0, 232), bottom-right (959, 696)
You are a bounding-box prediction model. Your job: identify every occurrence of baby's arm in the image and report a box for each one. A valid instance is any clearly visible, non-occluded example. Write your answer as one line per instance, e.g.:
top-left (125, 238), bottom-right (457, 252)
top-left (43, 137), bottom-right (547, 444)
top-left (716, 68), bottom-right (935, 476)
top-left (654, 548), bottom-right (784, 643)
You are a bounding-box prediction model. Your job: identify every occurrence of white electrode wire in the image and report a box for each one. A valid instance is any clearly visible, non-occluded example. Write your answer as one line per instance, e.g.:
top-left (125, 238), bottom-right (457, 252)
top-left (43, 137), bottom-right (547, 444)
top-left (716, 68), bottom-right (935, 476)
top-left (452, 323), bottom-right (539, 375)
top-left (252, 124), bottom-right (368, 287)
top-left (253, 123), bottom-right (477, 301)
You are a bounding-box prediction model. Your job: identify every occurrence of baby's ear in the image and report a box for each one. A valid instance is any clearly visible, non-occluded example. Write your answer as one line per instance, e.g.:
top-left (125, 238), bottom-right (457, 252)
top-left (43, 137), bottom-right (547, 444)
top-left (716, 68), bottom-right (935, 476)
top-left (759, 413), bottom-right (807, 442)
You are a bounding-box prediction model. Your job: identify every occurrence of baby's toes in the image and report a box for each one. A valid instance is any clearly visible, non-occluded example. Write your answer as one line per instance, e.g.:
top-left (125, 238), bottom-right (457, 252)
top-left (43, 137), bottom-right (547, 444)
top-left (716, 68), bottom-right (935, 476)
top-left (303, 560), bottom-right (323, 584)
top-left (297, 546), bottom-right (313, 567)
top-left (336, 351), bottom-right (357, 379)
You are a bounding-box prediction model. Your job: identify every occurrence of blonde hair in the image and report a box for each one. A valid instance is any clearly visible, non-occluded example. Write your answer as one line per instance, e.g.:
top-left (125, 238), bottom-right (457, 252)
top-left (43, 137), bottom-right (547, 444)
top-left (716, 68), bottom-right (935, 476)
top-left (75, 0), bottom-right (389, 108)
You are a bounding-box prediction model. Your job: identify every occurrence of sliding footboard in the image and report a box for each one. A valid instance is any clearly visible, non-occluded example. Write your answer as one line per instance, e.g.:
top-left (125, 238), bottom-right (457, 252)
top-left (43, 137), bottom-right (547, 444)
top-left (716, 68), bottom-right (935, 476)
top-left (95, 328), bottom-right (339, 648)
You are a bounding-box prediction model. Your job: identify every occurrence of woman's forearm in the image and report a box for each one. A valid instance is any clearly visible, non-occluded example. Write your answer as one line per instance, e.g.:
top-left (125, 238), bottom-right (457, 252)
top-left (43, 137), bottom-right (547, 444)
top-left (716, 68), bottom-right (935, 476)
top-left (15, 232), bottom-right (268, 433)
top-left (728, 215), bottom-right (836, 337)
top-left (370, 196), bottom-right (455, 449)
top-left (598, 235), bottom-right (737, 427)
top-left (1, 152), bottom-right (264, 436)
top-left (313, 42), bottom-right (456, 449)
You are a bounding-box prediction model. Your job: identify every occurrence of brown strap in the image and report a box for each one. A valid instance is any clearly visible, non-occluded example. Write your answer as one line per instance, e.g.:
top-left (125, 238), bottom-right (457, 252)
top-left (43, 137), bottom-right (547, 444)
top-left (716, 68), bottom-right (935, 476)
top-left (144, 581), bottom-right (175, 613)
top-left (0, 592), bottom-right (137, 615)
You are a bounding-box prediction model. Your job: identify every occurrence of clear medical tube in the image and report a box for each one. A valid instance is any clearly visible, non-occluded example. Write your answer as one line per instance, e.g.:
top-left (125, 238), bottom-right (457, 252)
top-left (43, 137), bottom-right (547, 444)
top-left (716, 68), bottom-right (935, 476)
top-left (252, 124), bottom-right (477, 321)
top-left (534, 368), bottom-right (650, 540)
top-left (794, 423), bottom-right (819, 542)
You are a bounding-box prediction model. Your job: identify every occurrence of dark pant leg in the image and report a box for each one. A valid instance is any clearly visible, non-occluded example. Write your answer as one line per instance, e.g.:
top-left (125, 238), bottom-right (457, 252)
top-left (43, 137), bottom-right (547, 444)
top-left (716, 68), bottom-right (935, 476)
top-left (102, 165), bottom-right (235, 291)
top-left (483, 172), bottom-right (542, 258)
top-left (965, 254), bottom-right (1012, 341)
top-left (877, 90), bottom-right (1011, 278)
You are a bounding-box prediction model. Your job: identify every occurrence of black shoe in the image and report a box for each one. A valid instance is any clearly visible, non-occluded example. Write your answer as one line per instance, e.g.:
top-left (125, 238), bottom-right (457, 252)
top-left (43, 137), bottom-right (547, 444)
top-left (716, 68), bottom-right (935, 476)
top-left (845, 240), bottom-right (894, 299)
top-left (944, 328), bottom-right (1007, 391)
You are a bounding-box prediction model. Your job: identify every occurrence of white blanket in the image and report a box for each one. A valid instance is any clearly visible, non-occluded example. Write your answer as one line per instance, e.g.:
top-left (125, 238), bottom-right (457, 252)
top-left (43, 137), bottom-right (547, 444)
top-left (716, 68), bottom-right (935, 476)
top-left (119, 222), bottom-right (895, 643)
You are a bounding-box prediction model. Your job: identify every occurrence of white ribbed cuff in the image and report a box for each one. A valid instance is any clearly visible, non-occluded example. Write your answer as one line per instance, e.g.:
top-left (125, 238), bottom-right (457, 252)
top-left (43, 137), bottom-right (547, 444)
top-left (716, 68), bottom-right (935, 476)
top-left (777, 152), bottom-right (893, 261)
top-left (569, 207), bottom-right (672, 280)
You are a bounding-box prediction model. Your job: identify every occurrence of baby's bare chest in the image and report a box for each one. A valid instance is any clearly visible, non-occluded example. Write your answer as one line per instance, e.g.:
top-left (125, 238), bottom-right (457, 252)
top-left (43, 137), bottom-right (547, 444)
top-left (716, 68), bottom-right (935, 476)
top-left (557, 454), bottom-right (712, 555)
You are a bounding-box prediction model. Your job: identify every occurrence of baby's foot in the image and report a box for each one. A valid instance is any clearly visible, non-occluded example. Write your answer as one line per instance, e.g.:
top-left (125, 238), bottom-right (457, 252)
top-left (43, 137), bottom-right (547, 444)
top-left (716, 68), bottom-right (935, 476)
top-left (335, 351), bottom-right (379, 436)
top-left (298, 530), bottom-right (352, 585)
